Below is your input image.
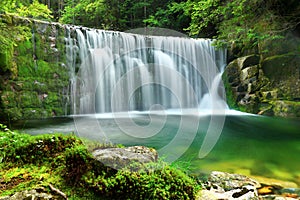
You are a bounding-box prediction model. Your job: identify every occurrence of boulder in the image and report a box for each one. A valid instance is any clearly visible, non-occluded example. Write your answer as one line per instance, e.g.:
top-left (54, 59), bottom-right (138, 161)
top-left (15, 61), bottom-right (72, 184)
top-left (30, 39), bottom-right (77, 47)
top-left (208, 171), bottom-right (261, 191)
top-left (223, 52), bottom-right (300, 117)
top-left (262, 54), bottom-right (300, 99)
top-left (237, 55), bottom-right (260, 70)
top-left (197, 185), bottom-right (258, 200)
top-left (92, 146), bottom-right (158, 170)
top-left (272, 100), bottom-right (300, 117)
top-left (198, 171), bottom-right (300, 200)
top-left (198, 171), bottom-right (260, 200)
top-left (223, 55), bottom-right (262, 113)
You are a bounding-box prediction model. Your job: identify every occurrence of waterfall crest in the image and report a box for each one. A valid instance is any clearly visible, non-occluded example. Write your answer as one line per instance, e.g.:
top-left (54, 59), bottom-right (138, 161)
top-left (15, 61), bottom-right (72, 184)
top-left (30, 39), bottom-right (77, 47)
top-left (66, 28), bottom-right (227, 114)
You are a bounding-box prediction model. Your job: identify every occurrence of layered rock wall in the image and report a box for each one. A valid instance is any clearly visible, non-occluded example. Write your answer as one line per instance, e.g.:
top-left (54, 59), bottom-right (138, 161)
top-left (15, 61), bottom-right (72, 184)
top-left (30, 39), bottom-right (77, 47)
top-left (0, 15), bottom-right (70, 122)
top-left (223, 42), bottom-right (300, 117)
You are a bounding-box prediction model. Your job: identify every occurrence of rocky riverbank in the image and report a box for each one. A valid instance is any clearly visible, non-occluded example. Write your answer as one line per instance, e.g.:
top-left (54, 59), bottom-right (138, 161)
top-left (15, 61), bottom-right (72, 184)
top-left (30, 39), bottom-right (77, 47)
top-left (1, 170), bottom-right (299, 200)
top-left (198, 171), bottom-right (300, 200)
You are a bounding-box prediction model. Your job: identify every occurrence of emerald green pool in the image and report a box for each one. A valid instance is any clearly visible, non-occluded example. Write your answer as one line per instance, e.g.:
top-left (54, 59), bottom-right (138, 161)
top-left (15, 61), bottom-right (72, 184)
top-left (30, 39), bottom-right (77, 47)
top-left (13, 112), bottom-right (300, 185)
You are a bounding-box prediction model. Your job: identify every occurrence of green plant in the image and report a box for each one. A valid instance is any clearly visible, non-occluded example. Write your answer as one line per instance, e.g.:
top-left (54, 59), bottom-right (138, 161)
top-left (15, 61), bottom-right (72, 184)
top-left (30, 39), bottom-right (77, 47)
top-left (0, 127), bottom-right (201, 199)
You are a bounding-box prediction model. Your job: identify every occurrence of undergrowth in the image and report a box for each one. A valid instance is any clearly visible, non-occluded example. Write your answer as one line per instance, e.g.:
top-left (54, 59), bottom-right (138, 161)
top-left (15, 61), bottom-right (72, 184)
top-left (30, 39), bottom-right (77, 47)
top-left (0, 124), bottom-right (200, 199)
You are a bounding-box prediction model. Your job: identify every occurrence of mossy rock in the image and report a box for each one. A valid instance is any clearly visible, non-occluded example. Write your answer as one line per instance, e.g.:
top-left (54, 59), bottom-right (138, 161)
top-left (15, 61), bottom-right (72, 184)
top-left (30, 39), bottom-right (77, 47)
top-left (237, 55), bottom-right (260, 70)
top-left (259, 33), bottom-right (300, 59)
top-left (0, 45), bottom-right (14, 73)
top-left (271, 100), bottom-right (300, 117)
top-left (262, 54), bottom-right (300, 81)
top-left (262, 54), bottom-right (300, 99)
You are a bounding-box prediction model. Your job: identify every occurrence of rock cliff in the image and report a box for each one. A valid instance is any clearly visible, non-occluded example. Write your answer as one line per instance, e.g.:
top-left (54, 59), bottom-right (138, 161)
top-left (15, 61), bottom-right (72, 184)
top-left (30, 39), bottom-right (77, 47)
top-left (223, 34), bottom-right (300, 117)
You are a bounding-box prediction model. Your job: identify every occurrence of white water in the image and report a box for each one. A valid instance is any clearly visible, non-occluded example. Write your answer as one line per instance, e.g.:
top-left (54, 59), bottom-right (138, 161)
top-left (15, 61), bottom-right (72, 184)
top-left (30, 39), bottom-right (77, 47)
top-left (66, 28), bottom-right (227, 114)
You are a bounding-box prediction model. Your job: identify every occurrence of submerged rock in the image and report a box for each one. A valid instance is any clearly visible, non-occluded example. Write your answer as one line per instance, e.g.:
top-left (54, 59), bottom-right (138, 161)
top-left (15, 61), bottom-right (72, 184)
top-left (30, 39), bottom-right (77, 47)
top-left (92, 146), bottom-right (158, 170)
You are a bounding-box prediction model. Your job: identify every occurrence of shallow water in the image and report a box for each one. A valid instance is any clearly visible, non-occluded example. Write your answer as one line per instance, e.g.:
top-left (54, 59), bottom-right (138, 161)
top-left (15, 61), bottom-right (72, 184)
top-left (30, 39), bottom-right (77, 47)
top-left (12, 111), bottom-right (300, 185)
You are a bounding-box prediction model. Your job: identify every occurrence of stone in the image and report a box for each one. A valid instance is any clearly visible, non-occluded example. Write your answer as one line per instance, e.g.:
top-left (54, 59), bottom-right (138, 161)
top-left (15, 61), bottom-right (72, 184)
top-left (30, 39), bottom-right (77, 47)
top-left (208, 171), bottom-right (261, 191)
top-left (280, 188), bottom-right (300, 196)
top-left (251, 175), bottom-right (298, 189)
top-left (92, 146), bottom-right (158, 170)
top-left (197, 185), bottom-right (258, 200)
top-left (272, 100), bottom-right (300, 117)
top-left (262, 54), bottom-right (300, 99)
top-left (237, 55), bottom-right (260, 70)
top-left (4, 189), bottom-right (54, 200)
top-left (0, 15), bottom-right (70, 121)
top-left (241, 65), bottom-right (258, 81)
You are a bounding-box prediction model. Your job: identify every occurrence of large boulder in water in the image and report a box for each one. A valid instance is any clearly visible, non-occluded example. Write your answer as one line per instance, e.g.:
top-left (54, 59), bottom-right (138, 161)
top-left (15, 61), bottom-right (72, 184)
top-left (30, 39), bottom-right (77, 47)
top-left (92, 146), bottom-right (158, 170)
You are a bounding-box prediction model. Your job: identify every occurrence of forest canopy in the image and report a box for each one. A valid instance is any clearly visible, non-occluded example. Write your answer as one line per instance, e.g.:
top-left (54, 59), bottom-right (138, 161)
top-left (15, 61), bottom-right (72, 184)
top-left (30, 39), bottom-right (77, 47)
top-left (0, 0), bottom-right (299, 51)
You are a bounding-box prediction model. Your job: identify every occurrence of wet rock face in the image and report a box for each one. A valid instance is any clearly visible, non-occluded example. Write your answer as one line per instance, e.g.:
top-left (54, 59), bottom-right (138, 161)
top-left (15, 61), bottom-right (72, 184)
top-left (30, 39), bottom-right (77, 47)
top-left (223, 52), bottom-right (300, 117)
top-left (0, 15), bottom-right (69, 122)
top-left (262, 54), bottom-right (300, 100)
top-left (92, 146), bottom-right (158, 170)
top-left (223, 54), bottom-right (262, 113)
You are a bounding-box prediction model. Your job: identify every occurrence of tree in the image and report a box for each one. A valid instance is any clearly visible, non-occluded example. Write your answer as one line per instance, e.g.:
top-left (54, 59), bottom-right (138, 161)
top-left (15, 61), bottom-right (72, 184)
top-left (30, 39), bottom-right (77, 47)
top-left (59, 0), bottom-right (115, 29)
top-left (0, 0), bottom-right (53, 20)
top-left (17, 0), bottom-right (53, 20)
top-left (144, 1), bottom-right (190, 33)
top-left (186, 0), bottom-right (300, 52)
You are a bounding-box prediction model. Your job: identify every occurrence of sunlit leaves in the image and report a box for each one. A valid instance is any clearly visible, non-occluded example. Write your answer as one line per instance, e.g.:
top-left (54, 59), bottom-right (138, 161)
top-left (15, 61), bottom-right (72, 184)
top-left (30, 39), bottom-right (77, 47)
top-left (16, 0), bottom-right (53, 20)
top-left (0, 0), bottom-right (53, 20)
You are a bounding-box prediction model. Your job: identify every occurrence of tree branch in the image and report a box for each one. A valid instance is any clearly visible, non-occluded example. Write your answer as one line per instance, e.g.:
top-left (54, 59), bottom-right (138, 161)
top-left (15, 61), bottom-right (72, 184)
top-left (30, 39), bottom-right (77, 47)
top-left (49, 184), bottom-right (68, 200)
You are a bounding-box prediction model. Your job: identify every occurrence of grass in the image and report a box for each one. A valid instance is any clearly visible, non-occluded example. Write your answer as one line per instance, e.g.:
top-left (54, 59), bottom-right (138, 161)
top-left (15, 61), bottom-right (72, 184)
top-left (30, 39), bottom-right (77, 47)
top-left (0, 123), bottom-right (201, 199)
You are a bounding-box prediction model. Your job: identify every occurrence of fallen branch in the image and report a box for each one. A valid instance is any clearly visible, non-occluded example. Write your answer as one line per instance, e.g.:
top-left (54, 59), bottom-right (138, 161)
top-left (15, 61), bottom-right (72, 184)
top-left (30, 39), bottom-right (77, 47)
top-left (49, 184), bottom-right (68, 200)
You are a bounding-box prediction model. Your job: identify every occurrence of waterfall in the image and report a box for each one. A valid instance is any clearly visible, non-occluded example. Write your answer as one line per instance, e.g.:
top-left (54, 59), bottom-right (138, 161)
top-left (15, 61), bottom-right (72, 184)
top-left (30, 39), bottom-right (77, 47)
top-left (66, 28), bottom-right (227, 114)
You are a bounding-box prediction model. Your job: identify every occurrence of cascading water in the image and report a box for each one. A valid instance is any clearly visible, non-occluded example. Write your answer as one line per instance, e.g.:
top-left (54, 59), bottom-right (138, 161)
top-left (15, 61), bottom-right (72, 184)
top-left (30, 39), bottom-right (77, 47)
top-left (66, 28), bottom-right (227, 114)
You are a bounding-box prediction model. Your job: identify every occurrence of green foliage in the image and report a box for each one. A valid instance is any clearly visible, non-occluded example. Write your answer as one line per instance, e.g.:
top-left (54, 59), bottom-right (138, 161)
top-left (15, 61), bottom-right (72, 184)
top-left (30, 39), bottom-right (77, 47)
top-left (187, 0), bottom-right (300, 52)
top-left (185, 0), bottom-right (222, 37)
top-left (59, 0), bottom-right (182, 31)
top-left (0, 126), bottom-right (200, 199)
top-left (16, 0), bottom-right (53, 20)
top-left (59, 0), bottom-right (113, 29)
top-left (0, 127), bottom-right (79, 165)
top-left (0, 15), bottom-right (31, 78)
top-left (0, 0), bottom-right (53, 20)
top-left (144, 2), bottom-right (190, 33)
top-left (83, 164), bottom-right (197, 199)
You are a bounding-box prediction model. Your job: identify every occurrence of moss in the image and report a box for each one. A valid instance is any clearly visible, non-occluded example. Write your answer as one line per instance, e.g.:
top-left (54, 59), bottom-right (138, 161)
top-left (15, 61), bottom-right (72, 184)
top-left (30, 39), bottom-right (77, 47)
top-left (0, 126), bottom-right (200, 199)
top-left (0, 44), bottom-right (14, 73)
top-left (222, 71), bottom-right (239, 110)
top-left (271, 100), bottom-right (300, 118)
top-left (0, 16), bottom-right (71, 121)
